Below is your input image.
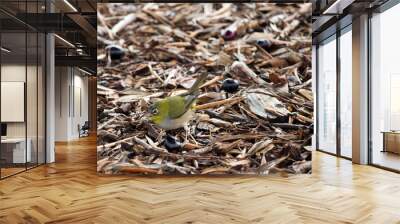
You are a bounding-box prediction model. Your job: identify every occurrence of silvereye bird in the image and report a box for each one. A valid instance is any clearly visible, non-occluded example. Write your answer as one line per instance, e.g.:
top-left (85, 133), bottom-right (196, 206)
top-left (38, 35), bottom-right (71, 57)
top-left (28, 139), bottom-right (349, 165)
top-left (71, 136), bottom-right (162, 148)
top-left (149, 72), bottom-right (208, 130)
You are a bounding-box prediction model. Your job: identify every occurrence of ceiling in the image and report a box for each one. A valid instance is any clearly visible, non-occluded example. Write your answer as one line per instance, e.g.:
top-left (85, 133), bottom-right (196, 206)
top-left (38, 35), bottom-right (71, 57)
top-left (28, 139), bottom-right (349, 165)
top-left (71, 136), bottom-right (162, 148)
top-left (312, 0), bottom-right (390, 43)
top-left (0, 0), bottom-right (96, 74)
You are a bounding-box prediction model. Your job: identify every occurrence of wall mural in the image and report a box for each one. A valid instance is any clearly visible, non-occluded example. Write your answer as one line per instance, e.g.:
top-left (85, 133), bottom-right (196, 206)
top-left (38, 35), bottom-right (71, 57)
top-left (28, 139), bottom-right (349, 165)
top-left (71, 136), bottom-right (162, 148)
top-left (97, 3), bottom-right (313, 175)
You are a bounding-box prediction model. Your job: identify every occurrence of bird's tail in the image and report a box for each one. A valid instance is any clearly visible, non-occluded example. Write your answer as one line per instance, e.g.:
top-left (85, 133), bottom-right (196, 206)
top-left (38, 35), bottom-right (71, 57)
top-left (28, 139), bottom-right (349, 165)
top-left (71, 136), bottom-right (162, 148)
top-left (186, 72), bottom-right (208, 96)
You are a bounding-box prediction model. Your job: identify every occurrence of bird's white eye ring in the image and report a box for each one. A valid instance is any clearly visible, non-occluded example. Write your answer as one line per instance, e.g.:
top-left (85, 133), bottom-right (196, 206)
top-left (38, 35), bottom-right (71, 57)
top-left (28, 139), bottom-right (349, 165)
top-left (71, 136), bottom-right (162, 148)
top-left (151, 107), bottom-right (158, 115)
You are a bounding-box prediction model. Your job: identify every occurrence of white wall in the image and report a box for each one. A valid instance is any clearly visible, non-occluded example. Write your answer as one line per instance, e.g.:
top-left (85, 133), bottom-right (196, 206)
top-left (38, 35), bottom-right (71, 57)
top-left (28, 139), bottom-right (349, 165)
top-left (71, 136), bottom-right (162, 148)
top-left (1, 63), bottom-right (46, 164)
top-left (1, 65), bottom-right (37, 138)
top-left (55, 66), bottom-right (69, 141)
top-left (1, 65), bottom-right (25, 138)
top-left (72, 73), bottom-right (89, 138)
top-left (54, 66), bottom-right (89, 141)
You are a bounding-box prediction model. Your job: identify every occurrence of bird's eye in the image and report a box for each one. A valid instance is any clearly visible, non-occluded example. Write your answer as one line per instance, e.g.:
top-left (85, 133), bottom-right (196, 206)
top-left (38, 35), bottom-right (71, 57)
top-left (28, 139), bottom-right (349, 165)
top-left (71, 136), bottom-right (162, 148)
top-left (151, 107), bottom-right (158, 115)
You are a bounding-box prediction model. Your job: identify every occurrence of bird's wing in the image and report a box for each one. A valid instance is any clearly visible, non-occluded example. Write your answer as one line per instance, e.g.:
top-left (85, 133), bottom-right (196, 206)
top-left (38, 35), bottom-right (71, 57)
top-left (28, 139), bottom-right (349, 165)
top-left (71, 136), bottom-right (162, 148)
top-left (166, 95), bottom-right (197, 119)
top-left (166, 73), bottom-right (206, 119)
top-left (166, 96), bottom-right (189, 119)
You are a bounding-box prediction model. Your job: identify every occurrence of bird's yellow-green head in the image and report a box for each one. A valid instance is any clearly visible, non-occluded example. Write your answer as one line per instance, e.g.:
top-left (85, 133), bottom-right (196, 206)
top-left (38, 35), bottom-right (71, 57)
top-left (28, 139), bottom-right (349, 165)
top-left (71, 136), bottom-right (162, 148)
top-left (149, 100), bottom-right (166, 125)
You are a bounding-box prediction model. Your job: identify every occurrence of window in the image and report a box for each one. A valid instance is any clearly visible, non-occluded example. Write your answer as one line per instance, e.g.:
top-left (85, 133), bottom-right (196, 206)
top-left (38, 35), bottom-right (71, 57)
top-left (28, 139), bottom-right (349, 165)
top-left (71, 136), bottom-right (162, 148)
top-left (317, 36), bottom-right (337, 154)
top-left (370, 3), bottom-right (400, 171)
top-left (339, 27), bottom-right (352, 158)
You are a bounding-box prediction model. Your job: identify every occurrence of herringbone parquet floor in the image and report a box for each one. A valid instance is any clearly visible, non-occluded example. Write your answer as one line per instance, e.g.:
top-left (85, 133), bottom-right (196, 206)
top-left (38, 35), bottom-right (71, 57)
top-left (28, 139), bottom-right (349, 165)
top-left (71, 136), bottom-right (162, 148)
top-left (1, 135), bottom-right (400, 224)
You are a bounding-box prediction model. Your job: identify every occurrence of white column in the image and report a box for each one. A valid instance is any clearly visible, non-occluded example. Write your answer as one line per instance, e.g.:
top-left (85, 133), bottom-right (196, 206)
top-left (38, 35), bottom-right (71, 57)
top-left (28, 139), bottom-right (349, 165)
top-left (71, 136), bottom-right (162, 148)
top-left (352, 14), bottom-right (369, 164)
top-left (46, 32), bottom-right (55, 163)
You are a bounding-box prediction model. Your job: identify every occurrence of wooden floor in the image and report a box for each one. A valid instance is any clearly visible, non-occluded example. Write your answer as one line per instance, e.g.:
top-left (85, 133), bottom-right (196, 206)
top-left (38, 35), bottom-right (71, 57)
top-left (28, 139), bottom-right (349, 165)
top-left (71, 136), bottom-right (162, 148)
top-left (1, 136), bottom-right (400, 224)
top-left (1, 167), bottom-right (26, 178)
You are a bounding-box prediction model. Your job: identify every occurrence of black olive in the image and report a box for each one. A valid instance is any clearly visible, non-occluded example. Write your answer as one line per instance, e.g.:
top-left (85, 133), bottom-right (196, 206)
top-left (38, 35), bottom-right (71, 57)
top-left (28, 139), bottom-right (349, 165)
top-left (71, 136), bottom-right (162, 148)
top-left (107, 45), bottom-right (125, 60)
top-left (270, 115), bottom-right (289, 123)
top-left (127, 152), bottom-right (136, 159)
top-left (99, 80), bottom-right (108, 86)
top-left (222, 29), bottom-right (236, 40)
top-left (98, 112), bottom-right (108, 120)
top-left (115, 107), bottom-right (124, 114)
top-left (121, 142), bottom-right (132, 151)
top-left (256, 39), bottom-right (272, 49)
top-left (221, 79), bottom-right (239, 93)
top-left (164, 135), bottom-right (181, 151)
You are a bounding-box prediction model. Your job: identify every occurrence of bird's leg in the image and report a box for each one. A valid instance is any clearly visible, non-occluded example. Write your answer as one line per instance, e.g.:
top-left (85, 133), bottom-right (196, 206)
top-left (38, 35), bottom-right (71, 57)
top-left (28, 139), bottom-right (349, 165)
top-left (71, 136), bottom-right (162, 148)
top-left (183, 125), bottom-right (189, 143)
top-left (159, 129), bottom-right (167, 141)
top-left (184, 124), bottom-right (199, 145)
top-left (190, 133), bottom-right (199, 146)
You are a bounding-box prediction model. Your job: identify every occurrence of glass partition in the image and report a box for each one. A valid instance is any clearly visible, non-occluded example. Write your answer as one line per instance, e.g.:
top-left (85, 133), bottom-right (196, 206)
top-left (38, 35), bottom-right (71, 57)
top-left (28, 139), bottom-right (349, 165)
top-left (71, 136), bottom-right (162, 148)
top-left (0, 1), bottom-right (46, 179)
top-left (0, 30), bottom-right (28, 178)
top-left (26, 0), bottom-right (44, 169)
top-left (317, 35), bottom-right (337, 154)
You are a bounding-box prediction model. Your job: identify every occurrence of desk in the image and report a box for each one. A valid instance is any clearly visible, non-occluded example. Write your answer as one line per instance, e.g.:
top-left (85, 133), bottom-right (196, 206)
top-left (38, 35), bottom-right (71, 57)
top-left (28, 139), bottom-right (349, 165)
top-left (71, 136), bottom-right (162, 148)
top-left (1, 138), bottom-right (31, 163)
top-left (382, 131), bottom-right (400, 154)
